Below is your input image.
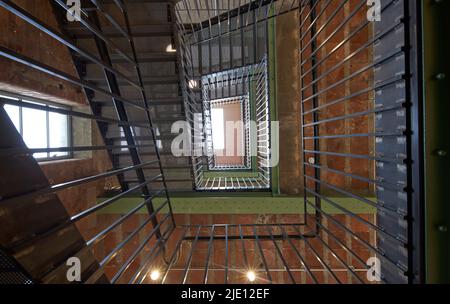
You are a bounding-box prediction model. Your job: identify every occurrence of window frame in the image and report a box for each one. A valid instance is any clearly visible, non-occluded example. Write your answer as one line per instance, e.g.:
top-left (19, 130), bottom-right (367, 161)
top-left (1, 94), bottom-right (73, 162)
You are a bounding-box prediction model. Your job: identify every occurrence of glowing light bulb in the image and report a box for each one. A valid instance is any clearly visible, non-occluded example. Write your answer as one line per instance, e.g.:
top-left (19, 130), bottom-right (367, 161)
top-left (188, 79), bottom-right (198, 89)
top-left (246, 271), bottom-right (256, 282)
top-left (150, 270), bottom-right (161, 281)
top-left (166, 44), bottom-right (176, 53)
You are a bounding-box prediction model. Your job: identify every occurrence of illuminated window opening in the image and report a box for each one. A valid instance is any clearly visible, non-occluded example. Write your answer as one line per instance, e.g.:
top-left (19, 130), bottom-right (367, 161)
top-left (211, 108), bottom-right (224, 150)
top-left (1, 95), bottom-right (72, 161)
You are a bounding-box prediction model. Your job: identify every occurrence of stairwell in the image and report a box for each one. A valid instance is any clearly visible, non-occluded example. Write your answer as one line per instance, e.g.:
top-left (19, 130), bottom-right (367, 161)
top-left (63, 0), bottom-right (194, 194)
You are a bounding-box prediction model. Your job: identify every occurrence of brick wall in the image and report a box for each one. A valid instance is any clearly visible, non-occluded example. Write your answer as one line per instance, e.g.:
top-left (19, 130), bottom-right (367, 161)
top-left (88, 212), bottom-right (376, 284)
top-left (277, 10), bottom-right (303, 195)
top-left (0, 0), bottom-right (87, 106)
top-left (0, 0), bottom-right (379, 284)
top-left (301, 0), bottom-right (375, 195)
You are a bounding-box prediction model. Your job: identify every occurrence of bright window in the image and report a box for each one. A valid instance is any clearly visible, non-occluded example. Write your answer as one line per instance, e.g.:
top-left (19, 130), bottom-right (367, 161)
top-left (2, 96), bottom-right (71, 161)
top-left (211, 108), bottom-right (225, 150)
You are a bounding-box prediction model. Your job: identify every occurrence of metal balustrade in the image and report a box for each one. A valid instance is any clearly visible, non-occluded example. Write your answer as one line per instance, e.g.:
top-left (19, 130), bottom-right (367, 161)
top-left (0, 0), bottom-right (176, 283)
top-left (0, 0), bottom-right (425, 284)
top-left (298, 0), bottom-right (423, 283)
top-left (195, 58), bottom-right (272, 190)
top-left (206, 96), bottom-right (251, 170)
top-left (175, 0), bottom-right (301, 191)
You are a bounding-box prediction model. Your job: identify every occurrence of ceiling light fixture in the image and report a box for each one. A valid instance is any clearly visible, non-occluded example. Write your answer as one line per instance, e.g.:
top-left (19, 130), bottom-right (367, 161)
top-left (188, 79), bottom-right (198, 89)
top-left (150, 269), bottom-right (161, 281)
top-left (246, 270), bottom-right (256, 282)
top-left (166, 44), bottom-right (176, 53)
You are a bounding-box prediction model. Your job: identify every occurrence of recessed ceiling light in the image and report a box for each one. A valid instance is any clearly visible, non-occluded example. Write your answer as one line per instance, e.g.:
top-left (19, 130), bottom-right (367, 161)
top-left (188, 79), bottom-right (198, 89)
top-left (166, 44), bottom-right (176, 53)
top-left (150, 270), bottom-right (161, 281)
top-left (246, 270), bottom-right (256, 282)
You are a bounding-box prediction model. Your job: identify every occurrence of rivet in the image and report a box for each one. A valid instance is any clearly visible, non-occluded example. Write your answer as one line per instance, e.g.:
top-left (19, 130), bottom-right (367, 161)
top-left (435, 73), bottom-right (446, 80)
top-left (437, 150), bottom-right (447, 157)
top-left (438, 225), bottom-right (448, 233)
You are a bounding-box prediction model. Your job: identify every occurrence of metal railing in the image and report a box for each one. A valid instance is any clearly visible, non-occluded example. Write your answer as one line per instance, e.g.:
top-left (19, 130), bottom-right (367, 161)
top-left (0, 0), bottom-right (175, 283)
top-left (299, 0), bottom-right (423, 283)
top-left (0, 0), bottom-right (424, 284)
top-left (203, 85), bottom-right (251, 171)
top-left (175, 0), bottom-right (300, 191)
top-left (196, 58), bottom-right (271, 190)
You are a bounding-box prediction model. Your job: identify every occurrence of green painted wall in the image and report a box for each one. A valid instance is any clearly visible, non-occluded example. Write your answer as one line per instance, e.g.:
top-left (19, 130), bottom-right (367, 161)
top-left (97, 196), bottom-right (376, 215)
top-left (423, 0), bottom-right (450, 284)
top-left (268, 4), bottom-right (280, 195)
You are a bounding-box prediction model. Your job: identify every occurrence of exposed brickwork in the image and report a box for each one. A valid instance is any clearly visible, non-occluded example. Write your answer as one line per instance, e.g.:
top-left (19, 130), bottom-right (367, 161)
top-left (277, 10), bottom-right (303, 195)
top-left (0, 0), bottom-right (86, 106)
top-left (86, 212), bottom-right (376, 284)
top-left (0, 1), bottom-right (381, 285)
top-left (278, 2), bottom-right (374, 196)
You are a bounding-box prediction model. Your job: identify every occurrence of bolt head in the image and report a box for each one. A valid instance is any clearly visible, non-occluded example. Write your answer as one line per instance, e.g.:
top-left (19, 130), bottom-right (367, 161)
top-left (436, 73), bottom-right (446, 80)
top-left (437, 150), bottom-right (447, 157)
top-left (438, 225), bottom-right (448, 233)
